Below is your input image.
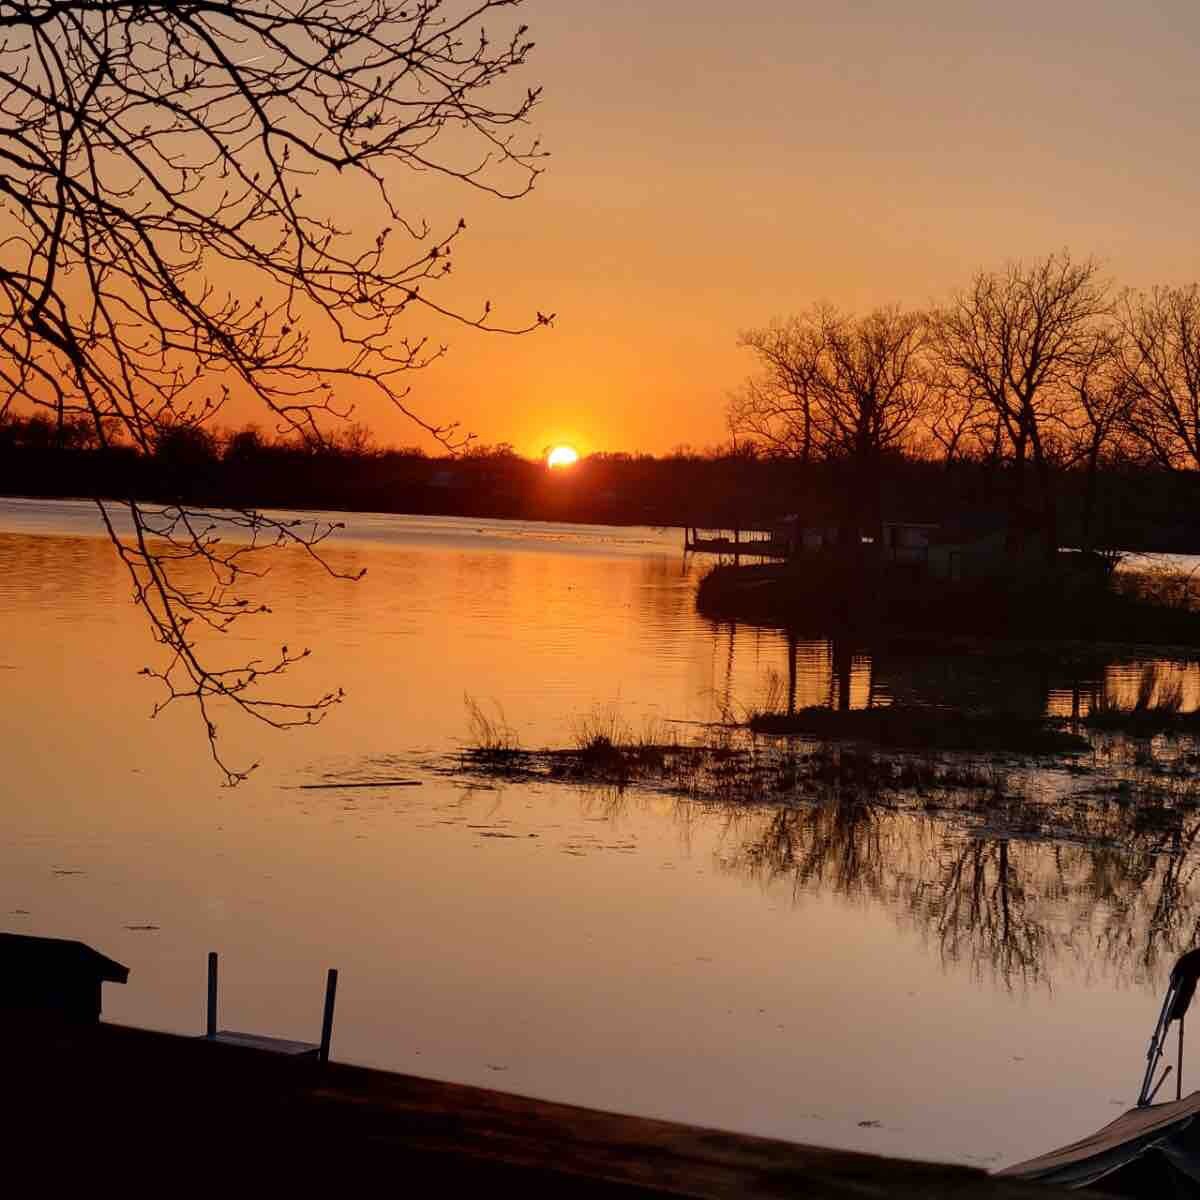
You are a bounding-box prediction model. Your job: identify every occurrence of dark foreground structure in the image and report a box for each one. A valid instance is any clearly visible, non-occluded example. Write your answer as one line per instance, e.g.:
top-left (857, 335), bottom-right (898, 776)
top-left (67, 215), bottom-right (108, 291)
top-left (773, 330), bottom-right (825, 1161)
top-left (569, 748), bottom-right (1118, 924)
top-left (0, 932), bottom-right (128, 1021)
top-left (9, 1019), bottom-right (1067, 1197)
top-left (999, 1094), bottom-right (1200, 1194)
top-left (1000, 950), bottom-right (1200, 1195)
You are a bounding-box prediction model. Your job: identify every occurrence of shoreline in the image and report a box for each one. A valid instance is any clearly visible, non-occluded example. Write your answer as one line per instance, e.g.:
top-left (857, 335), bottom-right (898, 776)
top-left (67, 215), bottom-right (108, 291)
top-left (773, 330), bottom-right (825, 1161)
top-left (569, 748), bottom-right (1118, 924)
top-left (696, 560), bottom-right (1200, 654)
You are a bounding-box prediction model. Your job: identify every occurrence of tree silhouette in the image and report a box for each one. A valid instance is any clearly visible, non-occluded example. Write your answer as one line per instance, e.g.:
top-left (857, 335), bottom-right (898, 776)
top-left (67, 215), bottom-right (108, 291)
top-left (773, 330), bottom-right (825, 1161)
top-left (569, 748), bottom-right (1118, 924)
top-left (1119, 285), bottom-right (1200, 472)
top-left (934, 253), bottom-right (1111, 561)
top-left (729, 304), bottom-right (933, 537)
top-left (0, 1), bottom-right (548, 779)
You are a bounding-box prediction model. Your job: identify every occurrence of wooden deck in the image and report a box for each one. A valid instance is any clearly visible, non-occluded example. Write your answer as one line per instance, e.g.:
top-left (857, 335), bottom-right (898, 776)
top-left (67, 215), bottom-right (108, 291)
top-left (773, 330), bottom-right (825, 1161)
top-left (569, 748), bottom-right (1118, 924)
top-left (684, 527), bottom-right (792, 559)
top-left (10, 1017), bottom-right (1069, 1196)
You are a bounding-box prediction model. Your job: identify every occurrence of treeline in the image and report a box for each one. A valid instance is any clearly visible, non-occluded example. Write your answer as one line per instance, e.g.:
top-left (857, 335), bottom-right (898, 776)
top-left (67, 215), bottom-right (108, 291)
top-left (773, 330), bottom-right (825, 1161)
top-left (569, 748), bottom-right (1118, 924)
top-left (729, 252), bottom-right (1200, 556)
top-left (3, 408), bottom-right (1200, 551)
top-left (6, 248), bottom-right (1200, 550)
top-left (0, 412), bottom-right (798, 526)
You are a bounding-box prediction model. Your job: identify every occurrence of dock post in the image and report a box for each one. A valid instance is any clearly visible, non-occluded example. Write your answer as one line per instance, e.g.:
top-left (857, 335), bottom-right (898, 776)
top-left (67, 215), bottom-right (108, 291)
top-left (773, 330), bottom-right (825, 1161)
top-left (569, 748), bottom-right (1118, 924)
top-left (206, 952), bottom-right (218, 1038)
top-left (318, 968), bottom-right (338, 1063)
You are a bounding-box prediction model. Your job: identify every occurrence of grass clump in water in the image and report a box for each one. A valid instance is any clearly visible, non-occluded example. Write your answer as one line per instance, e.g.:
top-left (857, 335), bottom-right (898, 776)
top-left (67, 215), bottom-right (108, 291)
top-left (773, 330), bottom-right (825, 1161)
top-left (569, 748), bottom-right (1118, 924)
top-left (455, 700), bottom-right (1021, 808)
top-left (463, 694), bottom-right (524, 764)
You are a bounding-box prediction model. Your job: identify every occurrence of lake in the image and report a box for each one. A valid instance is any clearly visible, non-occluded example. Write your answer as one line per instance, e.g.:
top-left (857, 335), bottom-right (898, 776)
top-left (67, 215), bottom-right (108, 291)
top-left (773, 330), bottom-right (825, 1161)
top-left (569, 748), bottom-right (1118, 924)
top-left (2, 495), bottom-right (1198, 1169)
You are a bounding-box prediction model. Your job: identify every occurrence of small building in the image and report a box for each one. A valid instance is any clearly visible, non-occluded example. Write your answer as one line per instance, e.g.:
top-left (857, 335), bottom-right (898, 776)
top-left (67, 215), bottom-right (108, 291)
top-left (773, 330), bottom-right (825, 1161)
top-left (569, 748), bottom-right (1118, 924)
top-left (926, 512), bottom-right (1016, 581)
top-left (0, 933), bottom-right (129, 1022)
top-left (797, 524), bottom-right (841, 552)
top-left (881, 521), bottom-right (939, 564)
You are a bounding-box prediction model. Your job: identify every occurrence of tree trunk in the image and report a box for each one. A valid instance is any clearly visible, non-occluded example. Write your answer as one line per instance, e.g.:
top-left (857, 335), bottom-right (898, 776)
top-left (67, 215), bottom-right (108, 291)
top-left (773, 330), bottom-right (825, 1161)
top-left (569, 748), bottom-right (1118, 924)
top-left (1081, 443), bottom-right (1101, 553)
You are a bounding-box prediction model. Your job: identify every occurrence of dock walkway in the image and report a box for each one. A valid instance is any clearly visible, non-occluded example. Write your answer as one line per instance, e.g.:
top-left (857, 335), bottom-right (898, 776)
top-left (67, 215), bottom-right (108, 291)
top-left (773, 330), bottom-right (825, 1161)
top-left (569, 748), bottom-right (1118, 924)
top-left (684, 526), bottom-right (793, 560)
top-left (11, 1018), bottom-right (1067, 1196)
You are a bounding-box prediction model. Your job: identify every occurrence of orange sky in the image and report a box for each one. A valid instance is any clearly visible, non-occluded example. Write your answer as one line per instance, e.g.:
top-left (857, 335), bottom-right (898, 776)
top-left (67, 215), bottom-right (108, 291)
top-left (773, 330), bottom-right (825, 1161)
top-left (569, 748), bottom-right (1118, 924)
top-left (245, 1), bottom-right (1200, 457)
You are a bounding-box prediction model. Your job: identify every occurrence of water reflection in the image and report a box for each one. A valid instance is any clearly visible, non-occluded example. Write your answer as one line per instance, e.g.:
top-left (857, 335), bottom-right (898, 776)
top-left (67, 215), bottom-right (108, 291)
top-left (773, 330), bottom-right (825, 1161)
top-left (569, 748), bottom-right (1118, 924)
top-left (685, 611), bottom-right (1200, 722)
top-left (708, 786), bottom-right (1200, 990)
top-left (8, 497), bottom-right (1200, 1166)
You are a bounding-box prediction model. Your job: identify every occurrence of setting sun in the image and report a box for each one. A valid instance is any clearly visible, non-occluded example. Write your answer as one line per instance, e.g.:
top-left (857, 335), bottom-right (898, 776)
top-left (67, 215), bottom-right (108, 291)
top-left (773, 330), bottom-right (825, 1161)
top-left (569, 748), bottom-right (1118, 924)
top-left (546, 445), bottom-right (578, 469)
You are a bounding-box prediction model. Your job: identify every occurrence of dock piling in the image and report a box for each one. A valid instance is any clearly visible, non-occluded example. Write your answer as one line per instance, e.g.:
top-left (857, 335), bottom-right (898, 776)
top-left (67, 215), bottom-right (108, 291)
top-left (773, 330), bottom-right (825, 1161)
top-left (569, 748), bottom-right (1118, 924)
top-left (206, 951), bottom-right (218, 1038)
top-left (202, 952), bottom-right (338, 1060)
top-left (319, 968), bottom-right (338, 1063)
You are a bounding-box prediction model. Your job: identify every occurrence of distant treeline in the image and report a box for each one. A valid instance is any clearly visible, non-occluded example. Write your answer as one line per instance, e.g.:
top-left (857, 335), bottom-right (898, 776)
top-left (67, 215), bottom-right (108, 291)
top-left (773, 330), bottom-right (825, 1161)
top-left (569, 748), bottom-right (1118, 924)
top-left (728, 252), bottom-right (1200, 558)
top-left (3, 410), bottom-right (1200, 552)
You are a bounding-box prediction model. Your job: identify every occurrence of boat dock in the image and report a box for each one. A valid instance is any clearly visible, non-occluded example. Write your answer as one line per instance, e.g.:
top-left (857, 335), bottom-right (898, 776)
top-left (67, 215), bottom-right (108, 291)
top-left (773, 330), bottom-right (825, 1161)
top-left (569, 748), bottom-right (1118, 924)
top-left (12, 1018), bottom-right (1066, 1196)
top-left (684, 526), bottom-right (793, 560)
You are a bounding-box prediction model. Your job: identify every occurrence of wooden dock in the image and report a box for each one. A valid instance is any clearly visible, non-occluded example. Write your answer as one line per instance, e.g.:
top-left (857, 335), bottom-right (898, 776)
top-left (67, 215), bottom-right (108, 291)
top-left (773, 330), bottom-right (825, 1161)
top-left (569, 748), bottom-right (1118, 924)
top-left (10, 1017), bottom-right (1068, 1196)
top-left (684, 527), bottom-right (793, 560)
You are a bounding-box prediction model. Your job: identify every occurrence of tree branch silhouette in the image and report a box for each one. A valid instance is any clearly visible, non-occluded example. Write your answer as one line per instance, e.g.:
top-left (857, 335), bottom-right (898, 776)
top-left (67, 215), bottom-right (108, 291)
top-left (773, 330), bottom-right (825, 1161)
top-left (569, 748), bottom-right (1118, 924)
top-left (0, 0), bottom-right (549, 780)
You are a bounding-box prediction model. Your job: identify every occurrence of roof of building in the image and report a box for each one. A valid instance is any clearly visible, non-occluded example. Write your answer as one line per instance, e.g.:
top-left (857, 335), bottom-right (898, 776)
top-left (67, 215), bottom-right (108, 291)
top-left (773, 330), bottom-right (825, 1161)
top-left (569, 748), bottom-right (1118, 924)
top-left (0, 933), bottom-right (130, 984)
top-left (928, 510), bottom-right (1009, 546)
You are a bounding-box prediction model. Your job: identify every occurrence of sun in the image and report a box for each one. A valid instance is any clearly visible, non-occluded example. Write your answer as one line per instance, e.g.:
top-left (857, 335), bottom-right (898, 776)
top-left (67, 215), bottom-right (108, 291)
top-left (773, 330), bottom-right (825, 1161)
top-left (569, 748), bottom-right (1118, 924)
top-left (546, 445), bottom-right (579, 469)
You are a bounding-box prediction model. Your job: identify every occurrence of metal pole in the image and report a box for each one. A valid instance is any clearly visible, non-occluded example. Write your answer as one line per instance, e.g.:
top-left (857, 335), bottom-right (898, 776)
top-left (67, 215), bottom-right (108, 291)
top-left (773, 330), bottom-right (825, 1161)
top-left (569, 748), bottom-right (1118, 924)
top-left (1139, 983), bottom-right (1178, 1105)
top-left (206, 952), bottom-right (218, 1038)
top-left (318, 968), bottom-right (338, 1063)
top-left (1179, 1015), bottom-right (1186, 1102)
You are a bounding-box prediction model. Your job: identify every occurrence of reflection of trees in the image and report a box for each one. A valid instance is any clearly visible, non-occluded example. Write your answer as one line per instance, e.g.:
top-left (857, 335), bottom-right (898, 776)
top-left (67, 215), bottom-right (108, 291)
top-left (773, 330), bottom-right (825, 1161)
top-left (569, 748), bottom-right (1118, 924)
top-left (716, 789), bottom-right (1200, 990)
top-left (1087, 821), bottom-right (1200, 979)
top-left (915, 839), bottom-right (1062, 986)
top-left (736, 798), bottom-right (895, 902)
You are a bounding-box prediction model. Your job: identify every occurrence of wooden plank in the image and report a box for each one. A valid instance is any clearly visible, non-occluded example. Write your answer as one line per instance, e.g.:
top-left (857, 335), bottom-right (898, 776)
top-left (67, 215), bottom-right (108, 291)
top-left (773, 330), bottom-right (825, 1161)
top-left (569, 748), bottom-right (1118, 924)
top-left (209, 1030), bottom-right (318, 1056)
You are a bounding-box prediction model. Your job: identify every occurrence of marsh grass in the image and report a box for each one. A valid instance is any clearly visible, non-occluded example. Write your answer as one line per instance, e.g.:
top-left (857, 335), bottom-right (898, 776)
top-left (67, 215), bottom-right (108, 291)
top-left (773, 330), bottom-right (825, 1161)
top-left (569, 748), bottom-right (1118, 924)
top-left (1087, 663), bottom-right (1197, 733)
top-left (463, 694), bottom-right (523, 761)
top-left (450, 695), bottom-right (1200, 862)
top-left (458, 697), bottom-right (1015, 813)
top-left (570, 703), bottom-right (635, 757)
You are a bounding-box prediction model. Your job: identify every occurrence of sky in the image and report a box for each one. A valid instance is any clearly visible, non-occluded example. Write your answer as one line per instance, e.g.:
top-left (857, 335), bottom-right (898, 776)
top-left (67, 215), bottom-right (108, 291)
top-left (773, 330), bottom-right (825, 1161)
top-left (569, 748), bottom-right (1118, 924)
top-left (277, 1), bottom-right (1200, 457)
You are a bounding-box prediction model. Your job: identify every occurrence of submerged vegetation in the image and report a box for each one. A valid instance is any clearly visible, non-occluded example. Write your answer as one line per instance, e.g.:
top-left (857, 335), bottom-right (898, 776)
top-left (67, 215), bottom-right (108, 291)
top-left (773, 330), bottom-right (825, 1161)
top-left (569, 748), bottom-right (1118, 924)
top-left (745, 704), bottom-right (1088, 753)
top-left (455, 712), bottom-right (1015, 807)
top-left (440, 689), bottom-right (1200, 989)
top-left (452, 691), bottom-right (1196, 813)
top-left (441, 688), bottom-right (1200, 989)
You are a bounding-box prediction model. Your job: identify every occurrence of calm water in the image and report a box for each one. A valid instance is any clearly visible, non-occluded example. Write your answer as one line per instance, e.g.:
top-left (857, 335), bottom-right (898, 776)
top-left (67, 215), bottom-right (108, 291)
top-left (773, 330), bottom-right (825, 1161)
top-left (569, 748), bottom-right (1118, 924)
top-left (3, 496), bottom-right (1199, 1168)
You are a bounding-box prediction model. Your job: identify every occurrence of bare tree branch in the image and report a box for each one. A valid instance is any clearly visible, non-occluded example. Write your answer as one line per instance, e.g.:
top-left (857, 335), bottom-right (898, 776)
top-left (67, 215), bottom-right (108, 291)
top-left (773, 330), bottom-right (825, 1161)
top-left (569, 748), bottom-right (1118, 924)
top-left (0, 1), bottom-right (548, 780)
top-left (1119, 285), bottom-right (1200, 471)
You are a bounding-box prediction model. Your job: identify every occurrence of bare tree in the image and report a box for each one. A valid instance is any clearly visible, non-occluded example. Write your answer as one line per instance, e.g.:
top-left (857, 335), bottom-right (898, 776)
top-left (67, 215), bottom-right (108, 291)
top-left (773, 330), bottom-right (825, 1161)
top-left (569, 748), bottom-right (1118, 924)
top-left (1063, 327), bottom-right (1134, 553)
top-left (817, 305), bottom-right (931, 470)
top-left (0, 1), bottom-right (548, 780)
top-left (921, 381), bottom-right (990, 467)
top-left (934, 253), bottom-right (1111, 561)
top-left (729, 304), bottom-right (933, 535)
top-left (728, 317), bottom-right (822, 462)
top-left (1119, 285), bottom-right (1200, 471)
